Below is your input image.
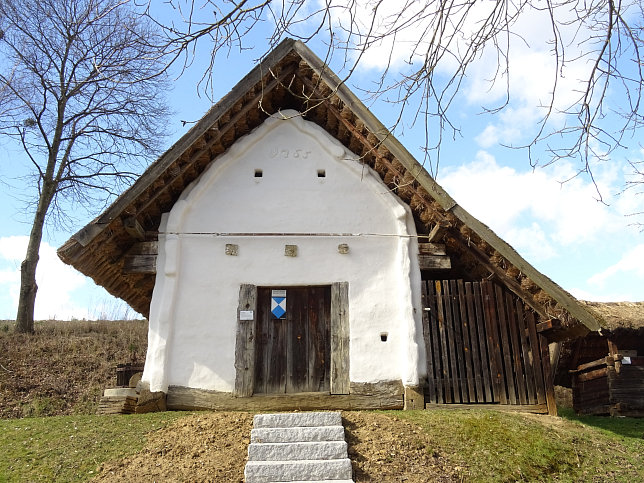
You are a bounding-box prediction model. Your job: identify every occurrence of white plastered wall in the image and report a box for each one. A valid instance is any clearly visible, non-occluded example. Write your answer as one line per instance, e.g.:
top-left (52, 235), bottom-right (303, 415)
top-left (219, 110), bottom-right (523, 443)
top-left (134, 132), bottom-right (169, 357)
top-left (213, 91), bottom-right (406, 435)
top-left (142, 110), bottom-right (426, 393)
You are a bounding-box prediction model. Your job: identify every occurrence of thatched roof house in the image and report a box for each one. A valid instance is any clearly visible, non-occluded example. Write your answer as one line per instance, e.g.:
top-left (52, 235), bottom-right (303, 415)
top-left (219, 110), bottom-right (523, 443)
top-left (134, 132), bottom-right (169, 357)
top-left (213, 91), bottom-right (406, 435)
top-left (58, 39), bottom-right (603, 414)
top-left (558, 302), bottom-right (644, 416)
top-left (581, 301), bottom-right (644, 331)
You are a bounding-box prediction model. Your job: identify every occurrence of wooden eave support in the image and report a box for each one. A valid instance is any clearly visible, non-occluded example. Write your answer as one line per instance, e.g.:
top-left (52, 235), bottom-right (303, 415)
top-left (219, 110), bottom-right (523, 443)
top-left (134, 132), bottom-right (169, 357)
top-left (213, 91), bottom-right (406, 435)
top-left (427, 222), bottom-right (449, 243)
top-left (123, 216), bottom-right (145, 241)
top-left (122, 241), bottom-right (158, 275)
top-left (418, 243), bottom-right (446, 255)
top-left (539, 320), bottom-right (591, 343)
top-left (536, 319), bottom-right (562, 333)
top-left (418, 242), bottom-right (451, 270)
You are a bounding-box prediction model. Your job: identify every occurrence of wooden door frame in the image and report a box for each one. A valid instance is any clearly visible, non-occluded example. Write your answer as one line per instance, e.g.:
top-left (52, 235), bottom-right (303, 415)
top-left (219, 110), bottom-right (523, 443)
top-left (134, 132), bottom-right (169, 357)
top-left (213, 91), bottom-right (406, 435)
top-left (233, 282), bottom-right (349, 396)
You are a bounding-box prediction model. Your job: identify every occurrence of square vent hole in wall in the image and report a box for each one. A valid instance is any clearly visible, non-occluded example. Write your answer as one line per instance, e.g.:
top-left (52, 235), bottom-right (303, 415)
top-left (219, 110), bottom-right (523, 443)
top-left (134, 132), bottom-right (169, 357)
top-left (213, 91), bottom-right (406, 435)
top-left (254, 169), bottom-right (263, 178)
top-left (317, 169), bottom-right (326, 178)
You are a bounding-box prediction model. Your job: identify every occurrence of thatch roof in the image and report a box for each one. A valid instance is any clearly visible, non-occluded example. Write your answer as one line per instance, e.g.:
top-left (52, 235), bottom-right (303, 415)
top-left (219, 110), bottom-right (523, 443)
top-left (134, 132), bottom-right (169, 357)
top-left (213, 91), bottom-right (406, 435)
top-left (581, 301), bottom-right (644, 331)
top-left (57, 38), bottom-right (602, 336)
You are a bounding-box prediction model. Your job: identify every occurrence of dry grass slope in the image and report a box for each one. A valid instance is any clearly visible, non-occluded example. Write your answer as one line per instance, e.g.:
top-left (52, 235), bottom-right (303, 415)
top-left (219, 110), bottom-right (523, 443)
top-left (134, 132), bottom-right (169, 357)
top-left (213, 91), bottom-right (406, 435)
top-left (0, 320), bottom-right (148, 419)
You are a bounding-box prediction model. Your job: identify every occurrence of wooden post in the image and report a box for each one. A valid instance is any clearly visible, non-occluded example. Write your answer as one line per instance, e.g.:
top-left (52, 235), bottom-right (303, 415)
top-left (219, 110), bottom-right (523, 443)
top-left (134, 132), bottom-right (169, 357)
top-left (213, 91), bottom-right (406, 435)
top-left (539, 334), bottom-right (558, 416)
top-left (234, 284), bottom-right (257, 397)
top-left (421, 281), bottom-right (436, 403)
top-left (330, 282), bottom-right (350, 395)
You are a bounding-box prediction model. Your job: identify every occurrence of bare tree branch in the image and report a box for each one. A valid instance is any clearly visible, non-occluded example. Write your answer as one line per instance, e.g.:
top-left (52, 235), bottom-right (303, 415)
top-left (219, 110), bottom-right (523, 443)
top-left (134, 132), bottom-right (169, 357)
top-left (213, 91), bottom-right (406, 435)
top-left (0, 0), bottom-right (171, 333)
top-left (151, 0), bottom-right (643, 191)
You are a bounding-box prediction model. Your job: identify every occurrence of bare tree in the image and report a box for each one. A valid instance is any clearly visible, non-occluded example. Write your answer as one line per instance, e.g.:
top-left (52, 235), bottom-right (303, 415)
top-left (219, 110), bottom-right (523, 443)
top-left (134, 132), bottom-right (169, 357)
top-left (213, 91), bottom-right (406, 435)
top-left (151, 0), bottom-right (643, 189)
top-left (0, 0), bottom-right (170, 333)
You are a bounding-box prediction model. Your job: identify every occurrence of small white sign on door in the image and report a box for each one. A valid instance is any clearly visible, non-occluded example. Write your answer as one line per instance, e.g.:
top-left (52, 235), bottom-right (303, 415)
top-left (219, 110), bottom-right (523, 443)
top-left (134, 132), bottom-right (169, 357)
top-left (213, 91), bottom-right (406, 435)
top-left (239, 310), bottom-right (254, 321)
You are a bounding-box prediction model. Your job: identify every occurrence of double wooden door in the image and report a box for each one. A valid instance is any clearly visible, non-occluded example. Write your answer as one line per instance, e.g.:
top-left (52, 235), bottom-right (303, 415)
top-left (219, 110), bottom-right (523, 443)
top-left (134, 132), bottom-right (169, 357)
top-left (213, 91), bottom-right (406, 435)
top-left (422, 279), bottom-right (553, 410)
top-left (254, 286), bottom-right (331, 394)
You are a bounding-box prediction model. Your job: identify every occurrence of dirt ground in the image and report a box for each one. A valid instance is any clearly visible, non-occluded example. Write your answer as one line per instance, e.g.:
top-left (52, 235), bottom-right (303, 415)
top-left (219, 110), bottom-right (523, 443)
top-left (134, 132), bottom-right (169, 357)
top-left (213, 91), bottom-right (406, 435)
top-left (93, 411), bottom-right (459, 482)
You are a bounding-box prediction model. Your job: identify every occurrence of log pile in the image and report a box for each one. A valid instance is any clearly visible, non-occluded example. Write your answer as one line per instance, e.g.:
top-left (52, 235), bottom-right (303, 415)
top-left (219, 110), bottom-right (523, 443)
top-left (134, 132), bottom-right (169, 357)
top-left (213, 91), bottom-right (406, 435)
top-left (97, 393), bottom-right (138, 415)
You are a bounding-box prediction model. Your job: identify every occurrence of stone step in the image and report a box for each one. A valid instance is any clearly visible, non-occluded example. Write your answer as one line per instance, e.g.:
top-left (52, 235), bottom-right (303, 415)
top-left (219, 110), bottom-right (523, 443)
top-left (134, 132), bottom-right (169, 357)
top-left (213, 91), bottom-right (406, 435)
top-left (248, 441), bottom-right (348, 461)
top-left (253, 412), bottom-right (342, 429)
top-left (251, 426), bottom-right (346, 444)
top-left (244, 458), bottom-right (353, 483)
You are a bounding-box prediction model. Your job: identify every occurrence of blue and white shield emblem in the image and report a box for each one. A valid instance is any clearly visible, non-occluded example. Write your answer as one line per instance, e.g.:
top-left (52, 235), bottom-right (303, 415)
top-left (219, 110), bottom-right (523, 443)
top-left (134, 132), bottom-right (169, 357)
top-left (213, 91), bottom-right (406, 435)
top-left (271, 290), bottom-right (287, 319)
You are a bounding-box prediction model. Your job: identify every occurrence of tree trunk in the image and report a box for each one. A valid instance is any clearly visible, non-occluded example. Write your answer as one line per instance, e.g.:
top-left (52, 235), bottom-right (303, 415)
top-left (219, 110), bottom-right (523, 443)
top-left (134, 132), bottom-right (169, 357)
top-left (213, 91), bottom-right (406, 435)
top-left (15, 185), bottom-right (53, 334)
top-left (16, 252), bottom-right (39, 333)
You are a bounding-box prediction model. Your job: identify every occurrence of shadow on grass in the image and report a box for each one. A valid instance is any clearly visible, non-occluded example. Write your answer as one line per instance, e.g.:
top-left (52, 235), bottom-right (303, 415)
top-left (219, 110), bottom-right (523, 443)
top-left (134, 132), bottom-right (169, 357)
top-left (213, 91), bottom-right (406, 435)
top-left (559, 407), bottom-right (644, 440)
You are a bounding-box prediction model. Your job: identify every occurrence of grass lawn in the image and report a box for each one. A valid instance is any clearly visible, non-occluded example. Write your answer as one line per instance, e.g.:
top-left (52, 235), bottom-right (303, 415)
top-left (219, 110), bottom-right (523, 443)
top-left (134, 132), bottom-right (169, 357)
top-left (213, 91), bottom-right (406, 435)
top-left (0, 412), bottom-right (189, 482)
top-left (1, 408), bottom-right (643, 482)
top-left (394, 407), bottom-right (644, 482)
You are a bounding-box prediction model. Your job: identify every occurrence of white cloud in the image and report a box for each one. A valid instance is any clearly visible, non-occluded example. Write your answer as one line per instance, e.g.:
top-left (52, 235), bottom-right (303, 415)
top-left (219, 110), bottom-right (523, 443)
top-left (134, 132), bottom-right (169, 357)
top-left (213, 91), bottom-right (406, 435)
top-left (0, 236), bottom-right (90, 320)
top-left (439, 151), bottom-right (628, 259)
top-left (504, 223), bottom-right (556, 262)
top-left (316, 1), bottom-right (600, 152)
top-left (468, 6), bottom-right (601, 148)
top-left (588, 244), bottom-right (644, 288)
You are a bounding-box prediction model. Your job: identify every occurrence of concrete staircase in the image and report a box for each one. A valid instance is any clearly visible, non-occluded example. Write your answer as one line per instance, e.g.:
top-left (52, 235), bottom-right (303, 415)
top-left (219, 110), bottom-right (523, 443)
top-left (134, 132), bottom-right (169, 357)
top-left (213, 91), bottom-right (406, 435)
top-left (244, 412), bottom-right (354, 483)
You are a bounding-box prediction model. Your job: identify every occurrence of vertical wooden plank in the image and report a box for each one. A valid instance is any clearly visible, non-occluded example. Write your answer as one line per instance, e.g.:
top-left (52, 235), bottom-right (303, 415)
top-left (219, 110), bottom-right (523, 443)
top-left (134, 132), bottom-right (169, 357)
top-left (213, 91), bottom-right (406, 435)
top-left (330, 281), bottom-right (350, 395)
top-left (306, 287), bottom-right (317, 391)
top-left (526, 311), bottom-right (546, 405)
top-left (427, 281), bottom-right (444, 403)
top-left (308, 286), bottom-right (329, 392)
top-left (253, 289), bottom-right (266, 394)
top-left (495, 284), bottom-right (518, 404)
top-left (267, 312), bottom-right (287, 393)
top-left (234, 284), bottom-right (257, 397)
top-left (539, 334), bottom-right (558, 416)
top-left (482, 281), bottom-right (506, 404)
top-left (515, 299), bottom-right (537, 405)
top-left (435, 281), bottom-right (452, 403)
top-left (472, 282), bottom-right (492, 402)
top-left (451, 280), bottom-right (469, 402)
top-left (287, 288), bottom-right (308, 393)
top-left (465, 282), bottom-right (483, 402)
top-left (322, 286), bottom-right (332, 392)
top-left (443, 281), bottom-right (461, 403)
top-left (457, 280), bottom-right (476, 403)
top-left (421, 281), bottom-right (437, 403)
top-left (450, 280), bottom-right (468, 402)
top-left (505, 291), bottom-right (527, 405)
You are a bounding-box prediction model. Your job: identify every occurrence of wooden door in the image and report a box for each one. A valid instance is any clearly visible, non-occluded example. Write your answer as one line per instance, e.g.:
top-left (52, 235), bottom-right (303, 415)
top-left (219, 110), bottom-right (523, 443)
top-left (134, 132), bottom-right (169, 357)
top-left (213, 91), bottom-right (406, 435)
top-left (254, 286), bottom-right (331, 394)
top-left (422, 280), bottom-right (552, 411)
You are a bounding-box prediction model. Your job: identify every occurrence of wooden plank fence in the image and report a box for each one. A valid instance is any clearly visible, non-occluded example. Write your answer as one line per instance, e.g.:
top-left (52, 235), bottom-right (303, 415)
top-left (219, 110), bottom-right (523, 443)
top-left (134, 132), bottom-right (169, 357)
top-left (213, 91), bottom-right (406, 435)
top-left (422, 280), bottom-right (551, 411)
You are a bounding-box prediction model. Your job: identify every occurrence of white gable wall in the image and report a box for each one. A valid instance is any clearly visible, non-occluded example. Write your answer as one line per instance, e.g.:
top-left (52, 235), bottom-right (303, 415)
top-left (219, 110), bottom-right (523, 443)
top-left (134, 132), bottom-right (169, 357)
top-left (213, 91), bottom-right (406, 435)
top-left (142, 111), bottom-right (425, 394)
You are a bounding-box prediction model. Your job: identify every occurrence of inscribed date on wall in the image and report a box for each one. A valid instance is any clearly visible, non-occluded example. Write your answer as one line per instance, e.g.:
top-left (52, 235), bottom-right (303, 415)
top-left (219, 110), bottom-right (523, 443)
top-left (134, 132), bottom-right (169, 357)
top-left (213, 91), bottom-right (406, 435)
top-left (270, 148), bottom-right (312, 159)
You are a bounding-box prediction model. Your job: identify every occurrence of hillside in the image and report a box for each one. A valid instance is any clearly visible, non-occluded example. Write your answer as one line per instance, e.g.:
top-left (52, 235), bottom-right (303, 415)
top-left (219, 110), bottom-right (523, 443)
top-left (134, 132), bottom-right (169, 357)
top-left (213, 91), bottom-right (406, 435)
top-left (0, 320), bottom-right (147, 418)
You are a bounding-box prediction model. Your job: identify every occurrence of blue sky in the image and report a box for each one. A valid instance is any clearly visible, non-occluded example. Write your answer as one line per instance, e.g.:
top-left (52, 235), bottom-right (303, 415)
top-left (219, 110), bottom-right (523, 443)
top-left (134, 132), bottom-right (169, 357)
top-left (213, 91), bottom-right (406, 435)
top-left (0, 1), bottom-right (643, 320)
